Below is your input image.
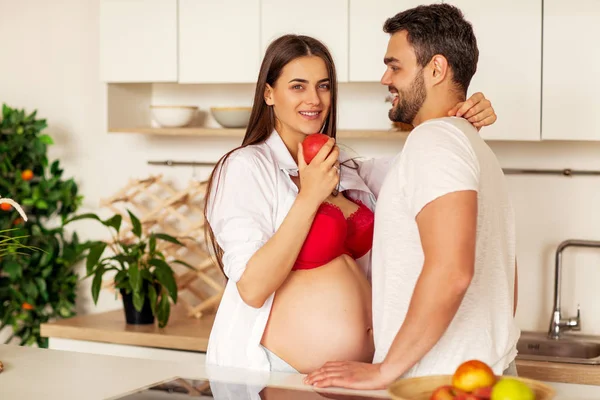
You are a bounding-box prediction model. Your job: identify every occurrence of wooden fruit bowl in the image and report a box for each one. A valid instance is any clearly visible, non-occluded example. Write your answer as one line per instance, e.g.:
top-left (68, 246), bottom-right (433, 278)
top-left (388, 375), bottom-right (555, 400)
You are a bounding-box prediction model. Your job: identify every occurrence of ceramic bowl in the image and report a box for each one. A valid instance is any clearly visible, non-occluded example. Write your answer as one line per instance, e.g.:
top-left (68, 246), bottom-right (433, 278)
top-left (210, 107), bottom-right (252, 128)
top-left (150, 105), bottom-right (198, 128)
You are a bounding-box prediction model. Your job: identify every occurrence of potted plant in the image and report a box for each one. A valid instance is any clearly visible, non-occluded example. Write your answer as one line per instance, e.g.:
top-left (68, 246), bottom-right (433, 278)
top-left (64, 209), bottom-right (190, 328)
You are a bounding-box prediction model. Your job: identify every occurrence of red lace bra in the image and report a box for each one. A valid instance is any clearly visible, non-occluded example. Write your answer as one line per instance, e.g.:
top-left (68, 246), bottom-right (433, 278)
top-left (292, 199), bottom-right (375, 270)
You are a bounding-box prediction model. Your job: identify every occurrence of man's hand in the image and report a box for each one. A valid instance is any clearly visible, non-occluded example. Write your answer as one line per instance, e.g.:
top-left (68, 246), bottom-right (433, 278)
top-left (303, 361), bottom-right (396, 390)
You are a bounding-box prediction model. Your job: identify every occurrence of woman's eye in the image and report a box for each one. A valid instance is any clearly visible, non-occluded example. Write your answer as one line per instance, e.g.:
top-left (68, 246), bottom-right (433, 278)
top-left (292, 85), bottom-right (303, 90)
top-left (319, 83), bottom-right (331, 90)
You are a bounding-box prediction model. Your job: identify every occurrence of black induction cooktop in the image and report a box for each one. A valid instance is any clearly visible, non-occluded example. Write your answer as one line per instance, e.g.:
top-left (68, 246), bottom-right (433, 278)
top-left (112, 377), bottom-right (385, 400)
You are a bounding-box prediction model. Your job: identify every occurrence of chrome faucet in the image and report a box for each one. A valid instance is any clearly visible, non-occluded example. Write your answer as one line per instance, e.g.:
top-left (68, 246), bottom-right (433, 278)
top-left (547, 239), bottom-right (600, 339)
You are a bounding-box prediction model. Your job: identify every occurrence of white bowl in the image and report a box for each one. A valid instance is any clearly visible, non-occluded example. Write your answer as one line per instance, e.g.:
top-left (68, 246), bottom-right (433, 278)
top-left (150, 105), bottom-right (198, 128)
top-left (210, 107), bottom-right (252, 128)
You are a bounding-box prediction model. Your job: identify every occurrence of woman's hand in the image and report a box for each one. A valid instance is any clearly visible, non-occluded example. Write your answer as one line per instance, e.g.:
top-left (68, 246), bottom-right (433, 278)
top-left (448, 92), bottom-right (497, 129)
top-left (297, 138), bottom-right (340, 209)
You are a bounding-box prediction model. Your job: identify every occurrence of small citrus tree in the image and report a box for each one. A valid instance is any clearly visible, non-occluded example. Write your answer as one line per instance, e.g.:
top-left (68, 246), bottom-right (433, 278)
top-left (0, 104), bottom-right (88, 347)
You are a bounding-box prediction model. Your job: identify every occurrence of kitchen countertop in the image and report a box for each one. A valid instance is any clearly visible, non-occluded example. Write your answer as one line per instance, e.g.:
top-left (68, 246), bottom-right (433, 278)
top-left (42, 308), bottom-right (600, 388)
top-left (1, 344), bottom-right (600, 400)
top-left (40, 305), bottom-right (214, 352)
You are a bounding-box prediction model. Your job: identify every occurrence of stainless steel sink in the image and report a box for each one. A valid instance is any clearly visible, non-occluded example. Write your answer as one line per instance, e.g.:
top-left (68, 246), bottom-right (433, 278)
top-left (516, 331), bottom-right (600, 364)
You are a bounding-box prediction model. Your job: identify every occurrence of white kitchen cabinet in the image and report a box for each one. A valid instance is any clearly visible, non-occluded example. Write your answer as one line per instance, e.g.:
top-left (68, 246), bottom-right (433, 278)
top-left (178, 0), bottom-right (260, 83)
top-left (100, 0), bottom-right (178, 83)
top-left (451, 0), bottom-right (541, 141)
top-left (261, 0), bottom-right (349, 82)
top-left (542, 0), bottom-right (600, 141)
top-left (349, 0), bottom-right (401, 82)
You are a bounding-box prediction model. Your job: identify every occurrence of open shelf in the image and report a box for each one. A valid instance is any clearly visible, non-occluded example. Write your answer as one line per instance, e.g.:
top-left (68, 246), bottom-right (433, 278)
top-left (108, 127), bottom-right (410, 140)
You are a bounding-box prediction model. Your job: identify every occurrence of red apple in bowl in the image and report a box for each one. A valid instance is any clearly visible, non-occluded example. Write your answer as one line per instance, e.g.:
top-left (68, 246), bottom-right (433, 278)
top-left (430, 385), bottom-right (466, 400)
top-left (302, 133), bottom-right (330, 164)
top-left (471, 386), bottom-right (492, 399)
top-left (452, 360), bottom-right (496, 393)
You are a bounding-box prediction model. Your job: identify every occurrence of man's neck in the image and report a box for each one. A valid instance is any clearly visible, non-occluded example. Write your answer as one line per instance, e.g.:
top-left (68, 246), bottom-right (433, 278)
top-left (412, 92), bottom-right (465, 127)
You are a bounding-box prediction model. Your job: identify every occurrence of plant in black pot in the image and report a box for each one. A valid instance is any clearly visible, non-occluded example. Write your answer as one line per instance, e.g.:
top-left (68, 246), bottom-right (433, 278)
top-left (64, 209), bottom-right (189, 328)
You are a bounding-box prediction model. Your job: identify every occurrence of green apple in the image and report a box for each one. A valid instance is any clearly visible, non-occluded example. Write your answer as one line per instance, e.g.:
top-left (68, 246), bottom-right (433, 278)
top-left (491, 378), bottom-right (534, 400)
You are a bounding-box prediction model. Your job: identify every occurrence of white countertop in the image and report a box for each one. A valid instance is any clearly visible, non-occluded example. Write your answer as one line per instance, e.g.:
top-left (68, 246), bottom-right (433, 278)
top-left (1, 344), bottom-right (600, 400)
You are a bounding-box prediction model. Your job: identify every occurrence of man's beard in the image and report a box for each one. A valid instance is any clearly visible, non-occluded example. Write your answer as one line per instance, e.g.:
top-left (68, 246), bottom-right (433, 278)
top-left (389, 71), bottom-right (427, 125)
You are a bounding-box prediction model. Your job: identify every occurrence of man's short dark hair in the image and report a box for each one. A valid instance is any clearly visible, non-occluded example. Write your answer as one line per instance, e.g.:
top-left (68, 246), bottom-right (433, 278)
top-left (383, 4), bottom-right (479, 94)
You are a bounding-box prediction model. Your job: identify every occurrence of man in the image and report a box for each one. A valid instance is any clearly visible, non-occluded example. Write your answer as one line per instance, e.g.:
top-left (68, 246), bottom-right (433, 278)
top-left (305, 4), bottom-right (519, 389)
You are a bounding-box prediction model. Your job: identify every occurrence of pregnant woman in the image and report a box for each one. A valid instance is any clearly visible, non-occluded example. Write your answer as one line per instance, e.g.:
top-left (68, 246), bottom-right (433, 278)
top-left (203, 34), bottom-right (497, 373)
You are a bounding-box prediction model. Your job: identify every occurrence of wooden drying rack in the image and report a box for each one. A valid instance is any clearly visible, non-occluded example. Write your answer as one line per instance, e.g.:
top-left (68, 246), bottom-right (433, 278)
top-left (100, 174), bottom-right (224, 319)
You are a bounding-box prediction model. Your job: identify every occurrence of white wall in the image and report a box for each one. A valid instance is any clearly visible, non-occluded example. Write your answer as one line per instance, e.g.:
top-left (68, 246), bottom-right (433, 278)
top-left (2, 0), bottom-right (600, 342)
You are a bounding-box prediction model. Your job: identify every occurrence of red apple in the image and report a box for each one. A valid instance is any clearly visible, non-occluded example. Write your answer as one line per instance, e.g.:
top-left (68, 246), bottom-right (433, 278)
top-left (452, 360), bottom-right (496, 393)
top-left (302, 133), bottom-right (330, 164)
top-left (455, 395), bottom-right (479, 400)
top-left (430, 385), bottom-right (466, 400)
top-left (471, 386), bottom-right (492, 399)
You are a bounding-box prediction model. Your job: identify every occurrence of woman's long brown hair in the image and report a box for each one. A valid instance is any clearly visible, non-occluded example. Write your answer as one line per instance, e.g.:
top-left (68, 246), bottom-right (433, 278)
top-left (203, 34), bottom-right (339, 278)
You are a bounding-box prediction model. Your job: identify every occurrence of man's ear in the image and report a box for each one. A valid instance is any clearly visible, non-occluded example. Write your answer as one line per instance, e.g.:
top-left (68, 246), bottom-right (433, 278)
top-left (429, 54), bottom-right (449, 86)
top-left (264, 84), bottom-right (274, 106)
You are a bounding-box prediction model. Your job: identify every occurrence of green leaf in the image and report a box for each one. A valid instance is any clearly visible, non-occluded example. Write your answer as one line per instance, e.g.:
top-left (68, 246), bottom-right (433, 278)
top-left (38, 134), bottom-right (54, 145)
top-left (127, 209), bottom-right (142, 238)
top-left (157, 291), bottom-right (171, 328)
top-left (21, 198), bottom-right (35, 206)
top-left (172, 259), bottom-right (196, 270)
top-left (149, 234), bottom-right (156, 254)
top-left (91, 266), bottom-right (105, 305)
top-left (128, 264), bottom-right (141, 293)
top-left (105, 214), bottom-right (122, 233)
top-left (148, 284), bottom-right (158, 316)
top-left (4, 261), bottom-right (22, 279)
top-left (35, 278), bottom-right (48, 301)
top-left (63, 213), bottom-right (122, 233)
top-left (86, 242), bottom-right (106, 275)
top-left (154, 233), bottom-right (183, 246)
top-left (35, 199), bottom-right (48, 209)
top-left (133, 290), bottom-right (144, 312)
top-left (114, 270), bottom-right (127, 285)
top-left (140, 269), bottom-right (153, 283)
top-left (23, 280), bottom-right (38, 299)
top-left (149, 258), bottom-right (177, 303)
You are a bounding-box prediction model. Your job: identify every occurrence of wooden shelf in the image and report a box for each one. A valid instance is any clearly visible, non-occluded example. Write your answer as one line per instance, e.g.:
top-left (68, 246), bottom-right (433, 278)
top-left (108, 127), bottom-right (409, 140)
top-left (41, 305), bottom-right (214, 352)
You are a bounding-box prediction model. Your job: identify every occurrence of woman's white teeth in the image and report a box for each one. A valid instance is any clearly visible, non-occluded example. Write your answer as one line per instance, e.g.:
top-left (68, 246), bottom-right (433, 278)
top-left (300, 111), bottom-right (319, 116)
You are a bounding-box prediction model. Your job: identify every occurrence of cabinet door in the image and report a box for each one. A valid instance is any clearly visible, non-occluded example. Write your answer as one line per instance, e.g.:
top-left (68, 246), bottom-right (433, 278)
top-left (542, 0), bottom-right (600, 140)
top-left (261, 0), bottom-right (349, 82)
top-left (447, 0), bottom-right (542, 141)
top-left (100, 0), bottom-right (177, 82)
top-left (348, 0), bottom-right (402, 82)
top-left (179, 0), bottom-right (260, 83)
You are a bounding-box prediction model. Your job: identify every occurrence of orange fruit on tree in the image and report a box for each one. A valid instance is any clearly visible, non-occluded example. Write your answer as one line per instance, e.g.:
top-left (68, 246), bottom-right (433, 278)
top-left (21, 169), bottom-right (34, 181)
top-left (0, 203), bottom-right (12, 211)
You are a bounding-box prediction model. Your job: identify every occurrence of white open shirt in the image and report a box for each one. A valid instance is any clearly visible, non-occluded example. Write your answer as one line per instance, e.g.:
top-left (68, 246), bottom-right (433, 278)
top-left (205, 129), bottom-right (382, 371)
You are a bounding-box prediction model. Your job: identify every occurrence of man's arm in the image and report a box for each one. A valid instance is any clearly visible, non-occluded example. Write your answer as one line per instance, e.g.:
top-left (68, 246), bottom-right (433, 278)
top-left (380, 189), bottom-right (477, 379)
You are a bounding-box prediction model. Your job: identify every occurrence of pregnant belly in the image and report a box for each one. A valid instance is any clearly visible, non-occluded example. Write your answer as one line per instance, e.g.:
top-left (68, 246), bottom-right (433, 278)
top-left (261, 254), bottom-right (374, 373)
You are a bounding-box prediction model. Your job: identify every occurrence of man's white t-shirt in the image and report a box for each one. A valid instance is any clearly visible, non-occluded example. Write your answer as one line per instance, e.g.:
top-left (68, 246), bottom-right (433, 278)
top-left (371, 117), bottom-right (520, 377)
